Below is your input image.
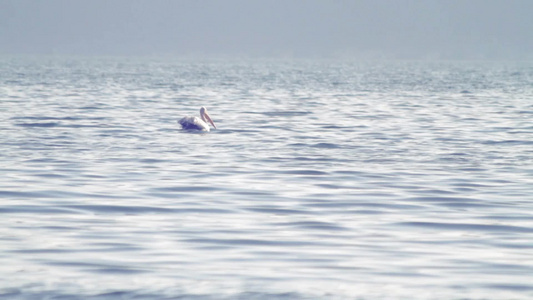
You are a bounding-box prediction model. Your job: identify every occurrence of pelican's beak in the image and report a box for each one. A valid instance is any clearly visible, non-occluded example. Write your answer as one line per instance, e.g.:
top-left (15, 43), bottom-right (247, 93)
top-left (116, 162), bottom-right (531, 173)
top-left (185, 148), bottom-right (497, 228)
top-left (202, 110), bottom-right (217, 129)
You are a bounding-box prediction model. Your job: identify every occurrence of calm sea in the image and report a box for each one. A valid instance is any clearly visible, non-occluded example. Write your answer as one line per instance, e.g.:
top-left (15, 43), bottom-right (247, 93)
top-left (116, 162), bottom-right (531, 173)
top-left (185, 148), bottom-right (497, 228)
top-left (1, 56), bottom-right (532, 300)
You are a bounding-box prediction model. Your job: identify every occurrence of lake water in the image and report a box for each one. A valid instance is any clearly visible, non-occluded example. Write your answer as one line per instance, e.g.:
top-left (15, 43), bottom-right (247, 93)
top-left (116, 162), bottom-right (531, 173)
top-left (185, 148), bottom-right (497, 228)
top-left (1, 56), bottom-right (532, 299)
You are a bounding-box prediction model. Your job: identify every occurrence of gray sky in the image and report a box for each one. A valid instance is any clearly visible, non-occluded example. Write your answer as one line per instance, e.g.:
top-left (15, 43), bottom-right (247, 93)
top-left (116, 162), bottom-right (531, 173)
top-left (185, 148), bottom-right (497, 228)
top-left (1, 0), bottom-right (532, 59)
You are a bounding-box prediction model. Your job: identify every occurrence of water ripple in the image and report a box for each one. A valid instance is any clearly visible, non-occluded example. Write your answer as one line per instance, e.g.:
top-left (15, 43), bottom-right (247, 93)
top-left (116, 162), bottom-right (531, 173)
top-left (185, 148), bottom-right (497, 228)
top-left (1, 58), bottom-right (532, 299)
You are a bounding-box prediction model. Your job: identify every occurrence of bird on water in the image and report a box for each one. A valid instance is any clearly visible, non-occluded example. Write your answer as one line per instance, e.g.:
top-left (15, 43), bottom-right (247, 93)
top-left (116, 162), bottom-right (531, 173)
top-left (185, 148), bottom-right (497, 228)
top-left (178, 107), bottom-right (217, 131)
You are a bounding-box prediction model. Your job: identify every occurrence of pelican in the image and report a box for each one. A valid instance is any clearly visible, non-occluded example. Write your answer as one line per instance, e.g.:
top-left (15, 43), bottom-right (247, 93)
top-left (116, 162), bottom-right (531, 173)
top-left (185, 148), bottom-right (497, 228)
top-left (178, 107), bottom-right (217, 131)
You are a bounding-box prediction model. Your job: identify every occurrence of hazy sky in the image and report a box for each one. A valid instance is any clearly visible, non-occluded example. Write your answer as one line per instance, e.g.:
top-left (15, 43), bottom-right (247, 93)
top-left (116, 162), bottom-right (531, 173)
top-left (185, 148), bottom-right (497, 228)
top-left (1, 0), bottom-right (532, 59)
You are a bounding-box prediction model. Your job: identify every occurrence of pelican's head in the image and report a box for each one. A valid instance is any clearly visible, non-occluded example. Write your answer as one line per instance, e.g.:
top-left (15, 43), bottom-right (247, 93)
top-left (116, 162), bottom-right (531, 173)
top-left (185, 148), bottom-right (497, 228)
top-left (200, 106), bottom-right (216, 129)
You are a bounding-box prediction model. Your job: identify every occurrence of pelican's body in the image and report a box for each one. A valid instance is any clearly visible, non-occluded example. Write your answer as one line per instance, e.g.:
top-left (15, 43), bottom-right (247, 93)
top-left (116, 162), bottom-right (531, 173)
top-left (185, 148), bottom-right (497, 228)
top-left (178, 107), bottom-right (216, 132)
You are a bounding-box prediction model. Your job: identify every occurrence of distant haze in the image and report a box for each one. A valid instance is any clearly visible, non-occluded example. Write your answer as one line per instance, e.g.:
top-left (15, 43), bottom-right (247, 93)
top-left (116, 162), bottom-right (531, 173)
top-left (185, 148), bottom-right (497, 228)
top-left (1, 0), bottom-right (532, 59)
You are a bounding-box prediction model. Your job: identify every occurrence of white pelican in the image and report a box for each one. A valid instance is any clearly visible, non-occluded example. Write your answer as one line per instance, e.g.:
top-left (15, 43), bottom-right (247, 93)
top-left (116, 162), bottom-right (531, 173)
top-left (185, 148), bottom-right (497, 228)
top-left (178, 107), bottom-right (217, 131)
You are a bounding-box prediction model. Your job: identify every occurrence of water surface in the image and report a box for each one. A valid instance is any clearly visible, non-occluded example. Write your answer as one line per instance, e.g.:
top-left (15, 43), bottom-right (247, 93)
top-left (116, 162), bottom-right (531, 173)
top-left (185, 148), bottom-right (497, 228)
top-left (1, 57), bottom-right (532, 299)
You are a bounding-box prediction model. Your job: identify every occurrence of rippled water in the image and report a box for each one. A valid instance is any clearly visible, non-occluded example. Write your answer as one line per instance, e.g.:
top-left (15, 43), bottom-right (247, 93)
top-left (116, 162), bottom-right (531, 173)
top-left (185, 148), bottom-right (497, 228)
top-left (1, 56), bottom-right (532, 299)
